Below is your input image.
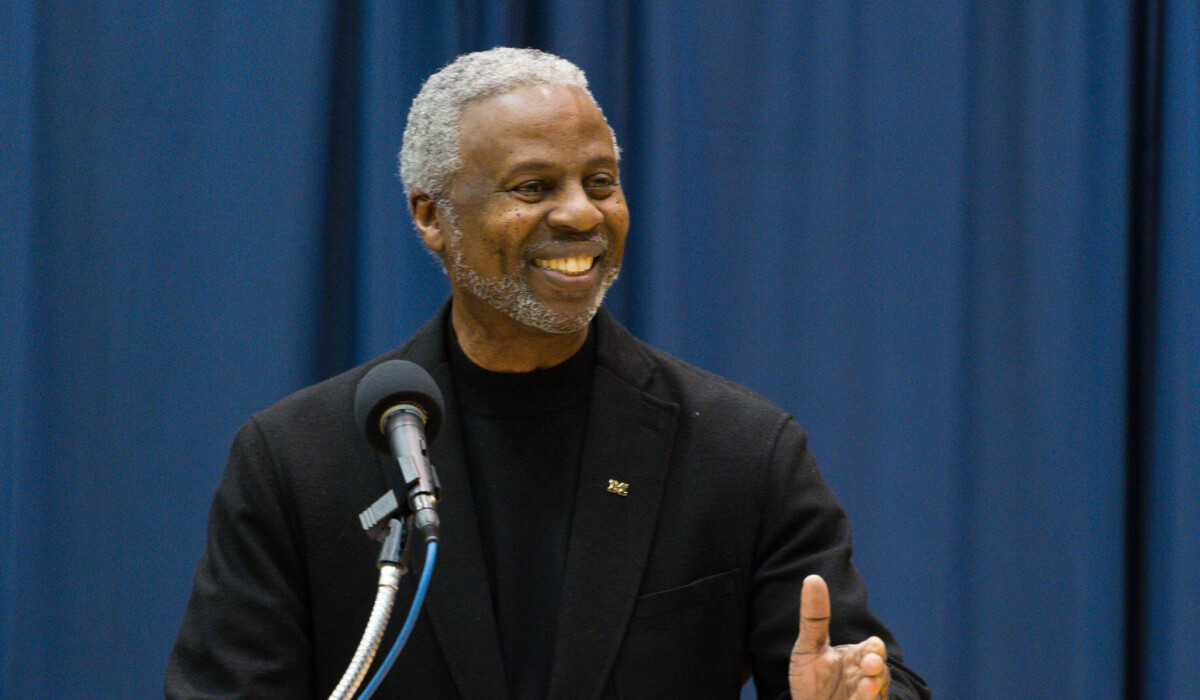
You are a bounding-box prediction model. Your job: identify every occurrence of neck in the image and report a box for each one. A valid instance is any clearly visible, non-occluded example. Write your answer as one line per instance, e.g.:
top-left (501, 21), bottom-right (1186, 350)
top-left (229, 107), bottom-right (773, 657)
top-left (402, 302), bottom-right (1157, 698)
top-left (450, 301), bottom-right (589, 372)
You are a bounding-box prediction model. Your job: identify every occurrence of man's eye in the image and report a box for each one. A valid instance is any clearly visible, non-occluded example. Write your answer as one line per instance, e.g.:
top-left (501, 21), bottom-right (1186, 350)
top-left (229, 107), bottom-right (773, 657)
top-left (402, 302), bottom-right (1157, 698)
top-left (513, 181), bottom-right (546, 196)
top-left (586, 175), bottom-right (617, 195)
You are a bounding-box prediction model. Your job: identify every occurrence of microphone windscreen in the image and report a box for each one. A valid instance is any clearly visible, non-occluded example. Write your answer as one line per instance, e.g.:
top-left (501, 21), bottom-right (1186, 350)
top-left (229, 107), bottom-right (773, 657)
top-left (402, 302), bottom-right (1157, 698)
top-left (354, 360), bottom-right (445, 455)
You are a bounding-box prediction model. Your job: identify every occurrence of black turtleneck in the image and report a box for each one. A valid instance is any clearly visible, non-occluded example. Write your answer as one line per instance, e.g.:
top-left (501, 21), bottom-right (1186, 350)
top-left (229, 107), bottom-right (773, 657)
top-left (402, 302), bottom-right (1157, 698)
top-left (447, 323), bottom-right (595, 700)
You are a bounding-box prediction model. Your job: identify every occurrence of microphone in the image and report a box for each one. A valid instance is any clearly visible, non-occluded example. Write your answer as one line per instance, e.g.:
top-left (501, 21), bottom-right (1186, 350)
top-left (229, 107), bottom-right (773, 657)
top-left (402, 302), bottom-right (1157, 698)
top-left (354, 360), bottom-right (445, 542)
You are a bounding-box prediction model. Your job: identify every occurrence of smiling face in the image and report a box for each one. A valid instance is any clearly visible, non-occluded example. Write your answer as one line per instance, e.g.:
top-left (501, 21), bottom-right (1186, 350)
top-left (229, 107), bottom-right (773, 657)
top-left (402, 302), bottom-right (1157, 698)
top-left (416, 84), bottom-right (629, 349)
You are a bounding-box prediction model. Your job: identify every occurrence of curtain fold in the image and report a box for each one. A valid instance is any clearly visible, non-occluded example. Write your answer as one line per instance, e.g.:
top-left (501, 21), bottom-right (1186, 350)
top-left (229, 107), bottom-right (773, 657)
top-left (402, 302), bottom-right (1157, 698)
top-left (1134, 2), bottom-right (1200, 696)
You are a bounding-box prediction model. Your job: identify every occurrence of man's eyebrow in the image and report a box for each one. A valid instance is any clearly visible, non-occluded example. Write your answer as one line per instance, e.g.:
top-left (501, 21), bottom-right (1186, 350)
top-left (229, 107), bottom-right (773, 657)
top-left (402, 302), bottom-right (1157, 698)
top-left (502, 155), bottom-right (619, 176)
top-left (503, 160), bottom-right (557, 175)
top-left (584, 154), bottom-right (619, 169)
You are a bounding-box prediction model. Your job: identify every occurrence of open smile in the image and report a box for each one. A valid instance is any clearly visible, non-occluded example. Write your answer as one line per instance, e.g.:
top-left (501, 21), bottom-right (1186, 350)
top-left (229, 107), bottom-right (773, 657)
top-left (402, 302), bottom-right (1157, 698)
top-left (532, 255), bottom-right (596, 276)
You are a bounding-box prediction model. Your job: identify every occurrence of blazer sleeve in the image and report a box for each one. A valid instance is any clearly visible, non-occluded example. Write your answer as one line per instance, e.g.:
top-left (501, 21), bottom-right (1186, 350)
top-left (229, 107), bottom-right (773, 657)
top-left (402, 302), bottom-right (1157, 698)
top-left (165, 417), bottom-right (315, 699)
top-left (746, 417), bottom-right (930, 700)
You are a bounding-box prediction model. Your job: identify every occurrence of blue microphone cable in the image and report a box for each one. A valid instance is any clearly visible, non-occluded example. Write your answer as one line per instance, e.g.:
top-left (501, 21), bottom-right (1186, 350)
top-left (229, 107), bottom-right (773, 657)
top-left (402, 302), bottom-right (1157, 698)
top-left (357, 540), bottom-right (439, 700)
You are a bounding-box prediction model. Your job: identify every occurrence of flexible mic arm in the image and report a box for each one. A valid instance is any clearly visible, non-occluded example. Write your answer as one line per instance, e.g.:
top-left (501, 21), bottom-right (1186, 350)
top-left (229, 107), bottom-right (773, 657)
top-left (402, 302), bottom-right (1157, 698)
top-left (328, 518), bottom-right (406, 700)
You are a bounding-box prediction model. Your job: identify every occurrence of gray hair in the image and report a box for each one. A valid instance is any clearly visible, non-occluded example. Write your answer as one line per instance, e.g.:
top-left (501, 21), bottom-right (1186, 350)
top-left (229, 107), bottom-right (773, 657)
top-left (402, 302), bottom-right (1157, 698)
top-left (399, 47), bottom-right (616, 200)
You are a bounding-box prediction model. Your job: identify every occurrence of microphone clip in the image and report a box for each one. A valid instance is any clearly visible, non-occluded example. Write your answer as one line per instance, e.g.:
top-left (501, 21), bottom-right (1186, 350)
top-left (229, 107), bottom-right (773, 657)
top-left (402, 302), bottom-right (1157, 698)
top-left (359, 490), bottom-right (404, 543)
top-left (358, 478), bottom-right (441, 547)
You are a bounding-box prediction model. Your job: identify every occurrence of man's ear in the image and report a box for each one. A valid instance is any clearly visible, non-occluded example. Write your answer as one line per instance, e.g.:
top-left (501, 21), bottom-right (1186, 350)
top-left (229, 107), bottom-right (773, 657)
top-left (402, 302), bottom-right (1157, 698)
top-left (410, 190), bottom-right (445, 254)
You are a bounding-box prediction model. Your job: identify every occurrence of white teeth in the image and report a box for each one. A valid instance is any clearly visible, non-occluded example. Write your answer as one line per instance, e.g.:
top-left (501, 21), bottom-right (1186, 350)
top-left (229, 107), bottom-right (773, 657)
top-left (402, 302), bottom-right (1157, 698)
top-left (533, 255), bottom-right (595, 275)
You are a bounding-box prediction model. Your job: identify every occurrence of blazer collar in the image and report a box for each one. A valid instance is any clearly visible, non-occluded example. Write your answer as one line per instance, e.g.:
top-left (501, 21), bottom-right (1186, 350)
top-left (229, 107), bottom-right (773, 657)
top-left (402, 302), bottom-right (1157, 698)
top-left (398, 302), bottom-right (679, 699)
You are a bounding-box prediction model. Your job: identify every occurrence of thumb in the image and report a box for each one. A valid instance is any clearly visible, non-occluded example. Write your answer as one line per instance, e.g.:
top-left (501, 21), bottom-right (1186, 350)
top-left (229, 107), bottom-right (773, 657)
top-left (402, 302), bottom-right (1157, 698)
top-left (796, 574), bottom-right (831, 653)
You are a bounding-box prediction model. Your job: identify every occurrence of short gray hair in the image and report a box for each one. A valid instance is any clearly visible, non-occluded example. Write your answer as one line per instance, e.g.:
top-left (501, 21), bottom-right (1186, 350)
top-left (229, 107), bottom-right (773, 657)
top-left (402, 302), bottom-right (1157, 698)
top-left (399, 47), bottom-right (616, 200)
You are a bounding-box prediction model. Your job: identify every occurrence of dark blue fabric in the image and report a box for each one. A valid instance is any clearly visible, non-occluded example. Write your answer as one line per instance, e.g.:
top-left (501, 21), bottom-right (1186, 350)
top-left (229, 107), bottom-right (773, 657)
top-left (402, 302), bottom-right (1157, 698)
top-left (1133, 1), bottom-right (1199, 695)
top-left (1, 1), bottom-right (1195, 697)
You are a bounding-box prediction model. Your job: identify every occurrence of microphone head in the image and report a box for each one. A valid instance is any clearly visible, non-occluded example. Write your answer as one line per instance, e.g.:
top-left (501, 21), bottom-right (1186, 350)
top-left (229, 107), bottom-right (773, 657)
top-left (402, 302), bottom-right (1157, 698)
top-left (354, 360), bottom-right (445, 455)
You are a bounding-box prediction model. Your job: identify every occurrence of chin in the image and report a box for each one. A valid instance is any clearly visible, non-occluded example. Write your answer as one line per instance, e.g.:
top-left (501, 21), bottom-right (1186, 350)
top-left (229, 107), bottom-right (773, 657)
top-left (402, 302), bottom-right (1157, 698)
top-left (505, 296), bottom-right (603, 335)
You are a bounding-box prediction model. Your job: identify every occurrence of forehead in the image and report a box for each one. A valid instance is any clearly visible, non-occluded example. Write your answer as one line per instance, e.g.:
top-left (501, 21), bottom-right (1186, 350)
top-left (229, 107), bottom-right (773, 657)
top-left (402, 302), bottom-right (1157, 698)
top-left (457, 84), bottom-right (616, 173)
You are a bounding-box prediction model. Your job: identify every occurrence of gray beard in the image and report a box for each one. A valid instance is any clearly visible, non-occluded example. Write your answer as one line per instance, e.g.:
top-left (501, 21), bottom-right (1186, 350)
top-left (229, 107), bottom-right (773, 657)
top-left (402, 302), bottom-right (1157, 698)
top-left (443, 219), bottom-right (620, 335)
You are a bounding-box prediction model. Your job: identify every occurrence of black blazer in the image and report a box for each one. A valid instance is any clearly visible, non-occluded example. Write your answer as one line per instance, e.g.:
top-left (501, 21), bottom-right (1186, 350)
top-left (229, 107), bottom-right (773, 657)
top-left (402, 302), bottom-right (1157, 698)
top-left (166, 304), bottom-right (928, 699)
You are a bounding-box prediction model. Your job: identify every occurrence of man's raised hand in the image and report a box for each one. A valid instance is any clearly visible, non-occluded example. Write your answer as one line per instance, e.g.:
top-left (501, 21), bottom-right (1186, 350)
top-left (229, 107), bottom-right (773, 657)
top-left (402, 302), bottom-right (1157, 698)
top-left (788, 575), bottom-right (890, 699)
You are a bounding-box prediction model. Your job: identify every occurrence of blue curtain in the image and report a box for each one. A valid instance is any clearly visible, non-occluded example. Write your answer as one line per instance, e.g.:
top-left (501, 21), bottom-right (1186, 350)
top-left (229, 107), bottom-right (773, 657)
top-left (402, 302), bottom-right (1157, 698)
top-left (2, 1), bottom-right (1196, 697)
top-left (1127, 1), bottom-right (1199, 696)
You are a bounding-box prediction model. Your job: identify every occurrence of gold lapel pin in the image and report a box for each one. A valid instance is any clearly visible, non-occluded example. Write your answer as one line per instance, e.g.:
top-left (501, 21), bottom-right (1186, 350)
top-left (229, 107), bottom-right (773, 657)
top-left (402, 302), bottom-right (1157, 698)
top-left (606, 479), bottom-right (629, 497)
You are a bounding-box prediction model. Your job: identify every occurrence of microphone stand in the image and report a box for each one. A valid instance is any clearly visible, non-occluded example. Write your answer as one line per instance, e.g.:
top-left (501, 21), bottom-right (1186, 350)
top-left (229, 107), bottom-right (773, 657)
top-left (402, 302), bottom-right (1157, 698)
top-left (337, 361), bottom-right (446, 699)
top-left (329, 478), bottom-right (442, 700)
top-left (328, 514), bottom-right (409, 700)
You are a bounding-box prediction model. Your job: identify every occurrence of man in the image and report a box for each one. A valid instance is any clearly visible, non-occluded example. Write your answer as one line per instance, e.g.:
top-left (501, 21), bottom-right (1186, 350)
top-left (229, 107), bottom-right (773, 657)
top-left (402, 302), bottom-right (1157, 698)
top-left (167, 48), bottom-right (929, 699)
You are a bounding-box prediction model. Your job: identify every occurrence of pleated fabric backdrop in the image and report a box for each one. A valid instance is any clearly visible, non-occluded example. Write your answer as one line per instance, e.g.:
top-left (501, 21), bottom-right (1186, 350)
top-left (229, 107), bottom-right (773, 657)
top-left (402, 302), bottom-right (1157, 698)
top-left (2, 2), bottom-right (1196, 697)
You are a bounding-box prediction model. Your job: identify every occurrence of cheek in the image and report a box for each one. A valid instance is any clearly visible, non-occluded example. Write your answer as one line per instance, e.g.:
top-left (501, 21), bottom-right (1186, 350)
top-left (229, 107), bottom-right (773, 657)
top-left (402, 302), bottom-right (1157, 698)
top-left (455, 202), bottom-right (541, 265)
top-left (604, 199), bottom-right (631, 238)
top-left (479, 214), bottom-right (536, 265)
top-left (494, 209), bottom-right (538, 244)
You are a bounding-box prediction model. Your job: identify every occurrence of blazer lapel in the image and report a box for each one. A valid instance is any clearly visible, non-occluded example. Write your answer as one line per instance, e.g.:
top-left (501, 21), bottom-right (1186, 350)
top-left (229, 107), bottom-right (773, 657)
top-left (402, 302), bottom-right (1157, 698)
top-left (408, 327), bottom-right (510, 699)
top-left (548, 356), bottom-right (678, 699)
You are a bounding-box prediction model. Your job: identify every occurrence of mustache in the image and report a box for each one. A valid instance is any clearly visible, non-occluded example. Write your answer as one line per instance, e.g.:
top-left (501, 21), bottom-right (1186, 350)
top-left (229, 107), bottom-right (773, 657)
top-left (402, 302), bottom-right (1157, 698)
top-left (525, 230), bottom-right (608, 252)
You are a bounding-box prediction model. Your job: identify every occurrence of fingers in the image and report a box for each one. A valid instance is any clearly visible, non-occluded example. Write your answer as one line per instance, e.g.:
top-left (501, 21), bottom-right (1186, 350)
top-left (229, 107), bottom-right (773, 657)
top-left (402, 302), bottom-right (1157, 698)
top-left (794, 577), bottom-right (891, 698)
top-left (855, 637), bottom-right (890, 699)
top-left (796, 574), bottom-right (831, 652)
top-left (857, 636), bottom-right (887, 677)
top-left (858, 636), bottom-right (886, 664)
top-left (859, 651), bottom-right (883, 676)
top-left (856, 674), bottom-right (886, 699)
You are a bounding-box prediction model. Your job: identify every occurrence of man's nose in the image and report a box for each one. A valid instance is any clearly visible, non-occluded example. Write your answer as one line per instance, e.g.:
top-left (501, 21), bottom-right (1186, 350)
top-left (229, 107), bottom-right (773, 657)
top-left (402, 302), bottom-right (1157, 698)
top-left (547, 182), bottom-right (604, 232)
